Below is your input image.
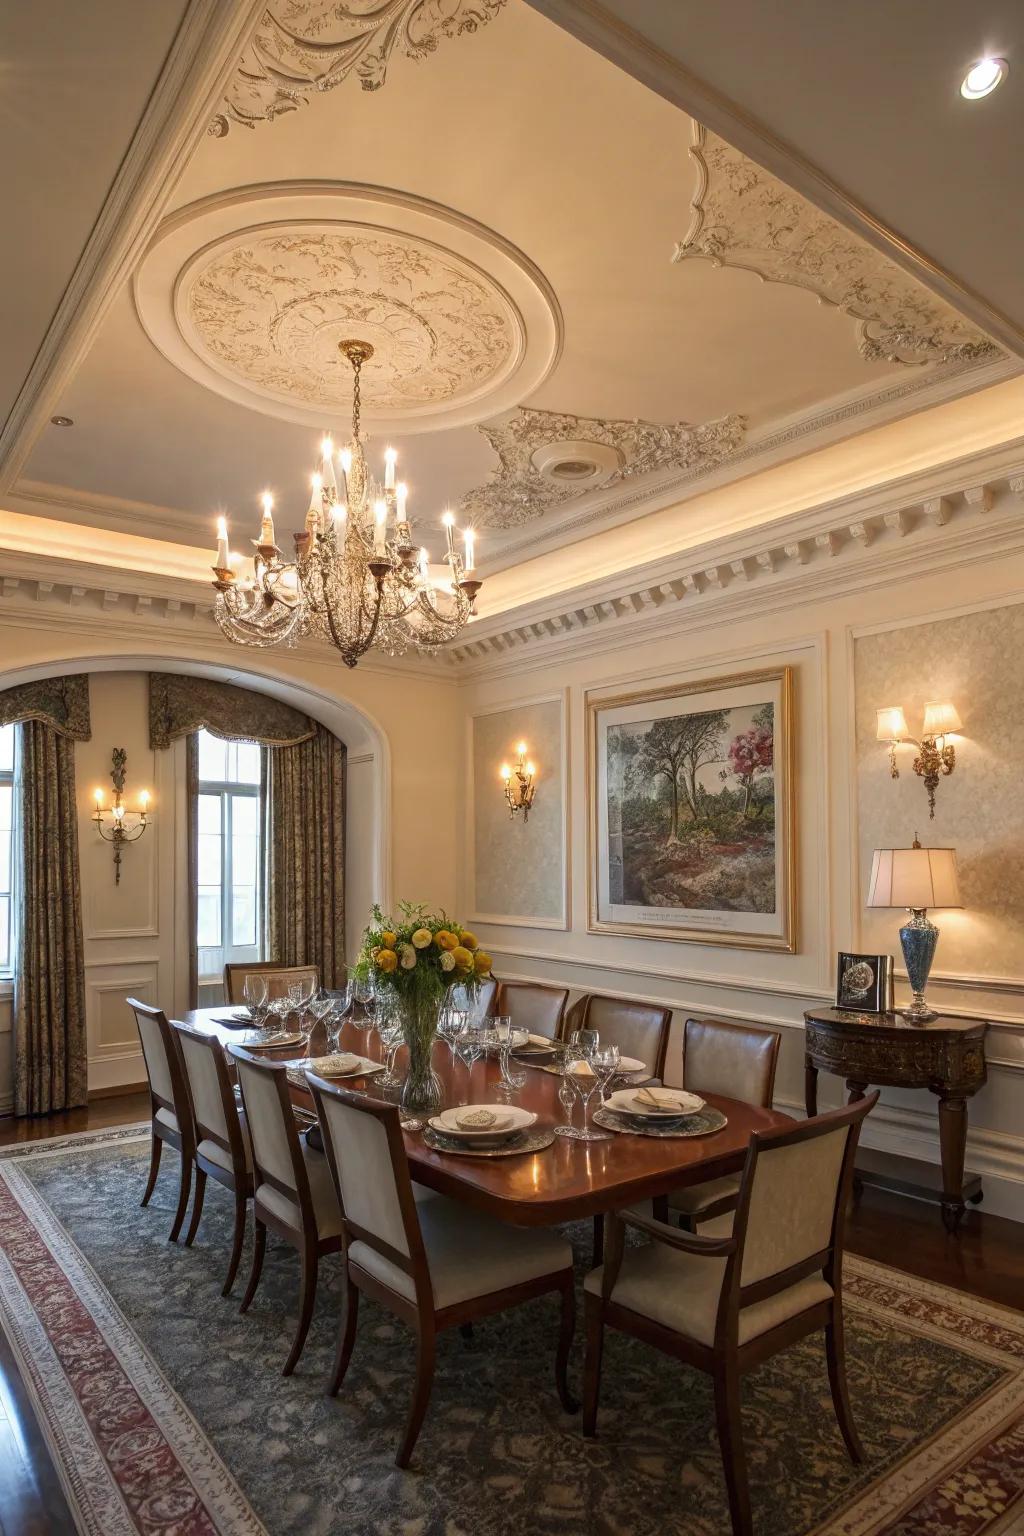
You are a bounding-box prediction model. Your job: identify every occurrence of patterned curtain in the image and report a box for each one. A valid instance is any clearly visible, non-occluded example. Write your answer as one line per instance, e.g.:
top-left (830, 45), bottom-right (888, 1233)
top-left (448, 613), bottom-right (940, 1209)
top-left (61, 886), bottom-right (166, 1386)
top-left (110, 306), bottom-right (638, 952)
top-left (149, 673), bottom-right (314, 748)
top-left (13, 721), bottom-right (88, 1114)
top-left (0, 675), bottom-right (91, 740)
top-left (268, 726), bottom-right (346, 988)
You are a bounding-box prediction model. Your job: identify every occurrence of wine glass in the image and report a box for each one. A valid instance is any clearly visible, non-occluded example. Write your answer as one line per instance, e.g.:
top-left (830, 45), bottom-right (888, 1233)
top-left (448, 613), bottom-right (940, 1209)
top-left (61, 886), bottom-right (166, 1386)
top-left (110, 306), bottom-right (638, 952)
top-left (553, 1045), bottom-right (577, 1138)
top-left (454, 1018), bottom-right (485, 1106)
top-left (495, 1015), bottom-right (526, 1092)
top-left (242, 973), bottom-right (269, 1029)
top-left (377, 1012), bottom-right (404, 1089)
top-left (350, 976), bottom-right (377, 1034)
top-left (591, 1043), bottom-right (620, 1106)
top-left (569, 1028), bottom-right (600, 1053)
top-left (437, 1006), bottom-right (467, 1069)
top-left (306, 990), bottom-right (335, 1054)
top-left (565, 1044), bottom-right (612, 1142)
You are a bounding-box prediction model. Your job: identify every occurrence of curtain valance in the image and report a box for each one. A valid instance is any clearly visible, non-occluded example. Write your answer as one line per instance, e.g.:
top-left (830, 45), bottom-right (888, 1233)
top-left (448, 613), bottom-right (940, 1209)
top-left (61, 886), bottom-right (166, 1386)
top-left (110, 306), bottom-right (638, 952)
top-left (0, 675), bottom-right (91, 740)
top-left (148, 673), bottom-right (316, 750)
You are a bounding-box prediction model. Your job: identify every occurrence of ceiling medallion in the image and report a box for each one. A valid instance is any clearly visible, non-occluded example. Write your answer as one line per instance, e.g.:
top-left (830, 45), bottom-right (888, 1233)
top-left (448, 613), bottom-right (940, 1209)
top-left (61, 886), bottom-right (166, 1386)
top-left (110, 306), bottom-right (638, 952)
top-left (210, 0), bottom-right (507, 136)
top-left (211, 340), bottom-right (480, 667)
top-left (462, 407), bottom-right (747, 529)
top-left (675, 124), bottom-right (999, 368)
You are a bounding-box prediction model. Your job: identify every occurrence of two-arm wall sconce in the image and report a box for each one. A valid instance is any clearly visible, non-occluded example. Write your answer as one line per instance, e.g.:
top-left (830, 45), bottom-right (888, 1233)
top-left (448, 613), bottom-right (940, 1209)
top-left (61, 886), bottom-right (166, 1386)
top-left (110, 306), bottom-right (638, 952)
top-left (876, 701), bottom-right (961, 819)
top-left (500, 742), bottom-right (537, 822)
top-left (92, 748), bottom-right (151, 884)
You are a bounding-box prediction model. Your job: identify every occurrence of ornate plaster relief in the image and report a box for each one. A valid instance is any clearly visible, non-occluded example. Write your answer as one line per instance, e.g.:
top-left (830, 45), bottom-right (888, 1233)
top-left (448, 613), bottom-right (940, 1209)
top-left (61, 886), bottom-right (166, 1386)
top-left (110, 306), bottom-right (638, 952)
top-left (676, 125), bottom-right (999, 368)
top-left (211, 0), bottom-right (507, 136)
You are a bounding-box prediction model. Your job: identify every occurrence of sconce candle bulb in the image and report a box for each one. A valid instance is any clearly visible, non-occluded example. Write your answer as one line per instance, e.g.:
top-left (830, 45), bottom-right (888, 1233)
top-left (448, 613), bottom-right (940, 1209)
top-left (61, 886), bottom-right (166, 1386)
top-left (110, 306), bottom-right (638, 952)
top-left (503, 742), bottom-right (537, 822)
top-left (91, 748), bottom-right (151, 884)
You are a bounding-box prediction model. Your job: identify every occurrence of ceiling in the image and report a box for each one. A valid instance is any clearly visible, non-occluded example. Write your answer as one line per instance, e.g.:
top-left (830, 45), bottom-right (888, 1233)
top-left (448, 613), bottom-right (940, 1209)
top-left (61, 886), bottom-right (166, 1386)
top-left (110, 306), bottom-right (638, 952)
top-left (1, 0), bottom-right (1019, 591)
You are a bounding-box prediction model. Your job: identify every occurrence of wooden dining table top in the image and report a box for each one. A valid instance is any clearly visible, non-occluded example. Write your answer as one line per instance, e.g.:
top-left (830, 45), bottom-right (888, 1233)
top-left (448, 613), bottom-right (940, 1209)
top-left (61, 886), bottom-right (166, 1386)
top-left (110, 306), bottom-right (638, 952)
top-left (181, 1007), bottom-right (792, 1227)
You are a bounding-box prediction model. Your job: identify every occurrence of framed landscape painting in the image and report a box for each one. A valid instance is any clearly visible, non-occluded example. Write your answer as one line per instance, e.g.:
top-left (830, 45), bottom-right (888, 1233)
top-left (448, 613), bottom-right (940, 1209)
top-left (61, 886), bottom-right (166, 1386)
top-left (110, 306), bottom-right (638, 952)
top-left (587, 666), bottom-right (795, 950)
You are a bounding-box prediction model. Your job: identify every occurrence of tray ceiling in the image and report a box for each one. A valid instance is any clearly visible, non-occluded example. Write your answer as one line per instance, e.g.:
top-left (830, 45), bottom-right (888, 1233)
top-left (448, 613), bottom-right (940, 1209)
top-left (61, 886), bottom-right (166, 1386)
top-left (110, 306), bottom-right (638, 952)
top-left (11, 0), bottom-right (1013, 576)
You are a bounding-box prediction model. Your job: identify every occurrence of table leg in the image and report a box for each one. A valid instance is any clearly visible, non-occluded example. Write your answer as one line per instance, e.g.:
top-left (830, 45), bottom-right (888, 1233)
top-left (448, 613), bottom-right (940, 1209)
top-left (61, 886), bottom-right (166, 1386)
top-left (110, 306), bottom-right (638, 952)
top-left (845, 1080), bottom-right (868, 1105)
top-left (937, 1094), bottom-right (969, 1235)
top-left (804, 1056), bottom-right (819, 1118)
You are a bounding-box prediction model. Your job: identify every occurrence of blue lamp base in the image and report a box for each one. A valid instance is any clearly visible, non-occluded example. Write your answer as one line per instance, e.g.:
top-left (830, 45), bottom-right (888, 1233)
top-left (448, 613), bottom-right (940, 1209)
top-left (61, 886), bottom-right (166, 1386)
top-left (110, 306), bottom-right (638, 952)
top-left (899, 909), bottom-right (939, 1022)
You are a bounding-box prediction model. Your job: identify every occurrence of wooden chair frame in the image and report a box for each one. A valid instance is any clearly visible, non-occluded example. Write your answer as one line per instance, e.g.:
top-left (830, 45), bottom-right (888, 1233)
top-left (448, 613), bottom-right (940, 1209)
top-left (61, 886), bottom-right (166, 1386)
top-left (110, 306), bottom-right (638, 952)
top-left (128, 998), bottom-right (196, 1243)
top-left (307, 1073), bottom-right (577, 1468)
top-left (172, 1021), bottom-right (255, 1295)
top-left (227, 1046), bottom-right (342, 1375)
top-left (223, 961), bottom-right (320, 1005)
top-left (564, 993), bottom-right (673, 1078)
top-left (584, 1092), bottom-right (879, 1536)
top-left (495, 980), bottom-right (569, 1041)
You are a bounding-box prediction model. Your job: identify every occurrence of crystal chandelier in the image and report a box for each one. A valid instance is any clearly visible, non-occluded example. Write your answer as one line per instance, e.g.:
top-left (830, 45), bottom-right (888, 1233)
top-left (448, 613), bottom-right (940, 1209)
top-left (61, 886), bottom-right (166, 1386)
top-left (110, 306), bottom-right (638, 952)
top-left (210, 340), bottom-right (482, 668)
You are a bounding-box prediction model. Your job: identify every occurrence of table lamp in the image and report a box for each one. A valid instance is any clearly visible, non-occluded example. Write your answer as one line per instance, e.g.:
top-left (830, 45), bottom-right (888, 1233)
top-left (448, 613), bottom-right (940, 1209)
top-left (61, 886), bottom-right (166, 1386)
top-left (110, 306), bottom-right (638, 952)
top-left (866, 839), bottom-right (961, 1022)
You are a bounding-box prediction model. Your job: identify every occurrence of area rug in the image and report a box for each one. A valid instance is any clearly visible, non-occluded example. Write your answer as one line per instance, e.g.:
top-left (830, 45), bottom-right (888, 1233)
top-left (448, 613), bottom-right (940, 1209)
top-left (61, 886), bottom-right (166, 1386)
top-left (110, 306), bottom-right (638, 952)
top-left (1, 1127), bottom-right (1023, 1536)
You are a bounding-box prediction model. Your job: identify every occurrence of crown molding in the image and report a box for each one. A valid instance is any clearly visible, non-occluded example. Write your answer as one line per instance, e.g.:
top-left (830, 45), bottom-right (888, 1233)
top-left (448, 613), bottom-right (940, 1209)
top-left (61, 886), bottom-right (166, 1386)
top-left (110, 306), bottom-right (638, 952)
top-left (7, 480), bottom-right (215, 545)
top-left (449, 446), bottom-right (1024, 677)
top-left (0, 0), bottom-right (268, 493)
top-left (522, 0), bottom-right (1024, 360)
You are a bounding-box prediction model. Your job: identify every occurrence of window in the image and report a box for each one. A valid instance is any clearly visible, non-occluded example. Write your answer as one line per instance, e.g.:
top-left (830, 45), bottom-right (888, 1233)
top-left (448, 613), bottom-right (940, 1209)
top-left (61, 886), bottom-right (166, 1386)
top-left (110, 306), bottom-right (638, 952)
top-left (195, 730), bottom-right (266, 984)
top-left (0, 723), bottom-right (17, 976)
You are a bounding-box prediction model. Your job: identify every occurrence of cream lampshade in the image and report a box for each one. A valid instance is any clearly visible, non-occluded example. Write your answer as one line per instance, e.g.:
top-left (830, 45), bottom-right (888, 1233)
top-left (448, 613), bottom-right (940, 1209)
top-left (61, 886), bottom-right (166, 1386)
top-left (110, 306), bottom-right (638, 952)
top-left (875, 705), bottom-right (909, 741)
top-left (866, 842), bottom-right (961, 1022)
top-left (922, 700), bottom-right (962, 738)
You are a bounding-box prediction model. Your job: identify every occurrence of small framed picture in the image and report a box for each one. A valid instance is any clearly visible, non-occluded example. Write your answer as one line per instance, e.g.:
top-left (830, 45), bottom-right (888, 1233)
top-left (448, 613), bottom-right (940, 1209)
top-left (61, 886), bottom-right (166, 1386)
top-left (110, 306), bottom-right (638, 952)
top-left (835, 951), bottom-right (894, 1014)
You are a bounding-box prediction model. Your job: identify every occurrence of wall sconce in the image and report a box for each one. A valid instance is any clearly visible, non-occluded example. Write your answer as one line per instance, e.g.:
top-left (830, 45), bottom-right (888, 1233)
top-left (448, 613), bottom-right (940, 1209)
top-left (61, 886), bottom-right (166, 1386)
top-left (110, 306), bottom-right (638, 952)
top-left (92, 748), bottom-right (151, 884)
top-left (876, 701), bottom-right (961, 819)
top-left (500, 742), bottom-right (537, 822)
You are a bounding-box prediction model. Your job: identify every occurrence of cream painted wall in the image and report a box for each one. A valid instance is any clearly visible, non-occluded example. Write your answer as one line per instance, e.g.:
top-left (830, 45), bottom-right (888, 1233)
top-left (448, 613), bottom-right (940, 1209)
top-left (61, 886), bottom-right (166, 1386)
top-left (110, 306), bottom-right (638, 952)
top-left (458, 547), bottom-right (1024, 1219)
top-left (0, 638), bottom-right (463, 1110)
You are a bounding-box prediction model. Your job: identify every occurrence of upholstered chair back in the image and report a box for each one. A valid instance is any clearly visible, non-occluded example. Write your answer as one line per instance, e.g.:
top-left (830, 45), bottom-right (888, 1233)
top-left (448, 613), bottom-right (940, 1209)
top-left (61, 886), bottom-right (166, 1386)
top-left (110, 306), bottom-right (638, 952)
top-left (175, 1026), bottom-right (233, 1147)
top-left (732, 1095), bottom-right (877, 1295)
top-left (129, 998), bottom-right (176, 1107)
top-left (496, 981), bottom-right (569, 1040)
top-left (565, 994), bottom-right (672, 1076)
top-left (224, 962), bottom-right (320, 1005)
top-left (230, 1051), bottom-right (300, 1192)
top-left (313, 1084), bottom-right (413, 1259)
top-left (682, 1017), bottom-right (780, 1109)
top-left (450, 978), bottom-right (498, 1023)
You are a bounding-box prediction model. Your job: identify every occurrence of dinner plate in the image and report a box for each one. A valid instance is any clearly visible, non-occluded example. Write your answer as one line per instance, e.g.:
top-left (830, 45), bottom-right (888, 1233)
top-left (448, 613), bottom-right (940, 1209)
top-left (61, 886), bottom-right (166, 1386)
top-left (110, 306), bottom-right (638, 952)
top-left (480, 1027), bottom-right (529, 1051)
top-left (287, 1054), bottom-right (379, 1080)
top-left (613, 1055), bottom-right (647, 1075)
top-left (430, 1104), bottom-right (537, 1142)
top-left (237, 1030), bottom-right (305, 1050)
top-left (605, 1087), bottom-right (705, 1118)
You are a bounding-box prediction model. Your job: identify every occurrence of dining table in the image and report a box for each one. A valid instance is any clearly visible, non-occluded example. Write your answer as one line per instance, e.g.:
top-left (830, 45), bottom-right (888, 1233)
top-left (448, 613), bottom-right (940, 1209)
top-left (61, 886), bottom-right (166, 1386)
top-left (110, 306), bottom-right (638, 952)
top-left (181, 1007), bottom-right (792, 1228)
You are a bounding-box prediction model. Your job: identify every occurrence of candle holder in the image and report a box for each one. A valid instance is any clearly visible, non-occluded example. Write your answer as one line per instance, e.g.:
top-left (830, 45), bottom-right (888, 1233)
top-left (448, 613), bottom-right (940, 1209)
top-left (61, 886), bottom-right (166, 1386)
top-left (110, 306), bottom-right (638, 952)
top-left (92, 748), bottom-right (151, 885)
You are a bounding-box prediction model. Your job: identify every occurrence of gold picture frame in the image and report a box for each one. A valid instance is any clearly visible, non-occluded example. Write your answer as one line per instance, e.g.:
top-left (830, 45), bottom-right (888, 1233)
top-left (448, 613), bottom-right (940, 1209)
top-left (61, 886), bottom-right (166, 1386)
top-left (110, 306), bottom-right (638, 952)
top-left (586, 665), bottom-right (796, 951)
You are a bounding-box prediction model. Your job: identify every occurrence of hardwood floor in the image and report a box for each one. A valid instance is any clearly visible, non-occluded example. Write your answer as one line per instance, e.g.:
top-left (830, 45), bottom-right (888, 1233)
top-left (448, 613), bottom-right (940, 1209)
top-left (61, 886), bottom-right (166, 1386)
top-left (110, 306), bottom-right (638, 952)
top-left (0, 1096), bottom-right (1020, 1534)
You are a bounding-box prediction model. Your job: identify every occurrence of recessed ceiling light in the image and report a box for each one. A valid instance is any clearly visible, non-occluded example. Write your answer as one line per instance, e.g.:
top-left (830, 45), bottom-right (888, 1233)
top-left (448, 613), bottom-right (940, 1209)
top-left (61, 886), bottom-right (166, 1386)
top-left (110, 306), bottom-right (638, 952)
top-left (960, 57), bottom-right (1008, 99)
top-left (50, 415), bottom-right (74, 427)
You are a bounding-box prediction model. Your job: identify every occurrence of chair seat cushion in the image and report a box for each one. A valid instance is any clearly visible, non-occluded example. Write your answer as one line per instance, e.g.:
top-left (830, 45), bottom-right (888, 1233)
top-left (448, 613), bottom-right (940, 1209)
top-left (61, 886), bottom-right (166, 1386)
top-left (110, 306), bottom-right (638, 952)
top-left (349, 1198), bottom-right (572, 1312)
top-left (155, 1107), bottom-right (179, 1135)
top-left (198, 1111), bottom-right (252, 1177)
top-left (256, 1143), bottom-right (341, 1240)
top-left (669, 1173), bottom-right (742, 1217)
top-left (584, 1241), bottom-right (832, 1348)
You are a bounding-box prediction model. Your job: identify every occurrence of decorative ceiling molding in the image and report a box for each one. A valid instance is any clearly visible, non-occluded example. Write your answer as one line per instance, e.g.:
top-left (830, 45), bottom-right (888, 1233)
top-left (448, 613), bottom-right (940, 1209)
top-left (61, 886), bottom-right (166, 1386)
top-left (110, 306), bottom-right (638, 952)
top-left (675, 124), bottom-right (1000, 369)
top-left (211, 0), bottom-right (507, 136)
top-left (462, 406), bottom-right (747, 528)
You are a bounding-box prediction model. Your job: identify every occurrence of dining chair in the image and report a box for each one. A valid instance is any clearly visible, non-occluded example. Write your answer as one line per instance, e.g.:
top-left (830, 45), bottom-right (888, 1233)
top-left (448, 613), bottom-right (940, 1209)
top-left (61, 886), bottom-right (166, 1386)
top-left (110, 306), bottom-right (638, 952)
top-left (584, 1092), bottom-right (879, 1536)
top-left (562, 993), bottom-right (672, 1077)
top-left (307, 1073), bottom-right (577, 1468)
top-left (449, 977), bottom-right (498, 1023)
top-left (224, 961), bottom-right (320, 1006)
top-left (227, 1046), bottom-right (343, 1375)
top-left (669, 1017), bottom-right (782, 1227)
top-left (128, 997), bottom-right (195, 1243)
top-left (173, 1021), bottom-right (254, 1296)
top-left (495, 980), bottom-right (569, 1041)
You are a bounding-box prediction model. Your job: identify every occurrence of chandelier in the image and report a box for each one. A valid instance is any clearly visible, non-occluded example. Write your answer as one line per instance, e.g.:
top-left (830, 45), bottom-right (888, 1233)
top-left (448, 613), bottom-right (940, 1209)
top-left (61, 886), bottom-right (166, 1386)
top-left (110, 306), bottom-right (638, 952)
top-left (210, 340), bottom-right (482, 667)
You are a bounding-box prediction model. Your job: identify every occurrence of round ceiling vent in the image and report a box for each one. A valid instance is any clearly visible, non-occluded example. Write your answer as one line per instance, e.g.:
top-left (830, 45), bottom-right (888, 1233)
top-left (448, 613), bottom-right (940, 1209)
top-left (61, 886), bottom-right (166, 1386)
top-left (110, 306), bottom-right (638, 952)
top-left (530, 438), bottom-right (622, 489)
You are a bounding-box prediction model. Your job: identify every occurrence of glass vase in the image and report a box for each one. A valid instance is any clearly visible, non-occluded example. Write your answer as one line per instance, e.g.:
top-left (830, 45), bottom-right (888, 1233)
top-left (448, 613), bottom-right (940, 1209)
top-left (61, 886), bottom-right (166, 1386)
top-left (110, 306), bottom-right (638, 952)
top-left (399, 993), bottom-right (443, 1115)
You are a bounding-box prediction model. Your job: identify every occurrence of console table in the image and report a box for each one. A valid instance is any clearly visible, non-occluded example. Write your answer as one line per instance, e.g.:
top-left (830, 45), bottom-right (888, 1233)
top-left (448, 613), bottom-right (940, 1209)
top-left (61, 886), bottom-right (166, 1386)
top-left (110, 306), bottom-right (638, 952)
top-left (803, 1007), bottom-right (988, 1233)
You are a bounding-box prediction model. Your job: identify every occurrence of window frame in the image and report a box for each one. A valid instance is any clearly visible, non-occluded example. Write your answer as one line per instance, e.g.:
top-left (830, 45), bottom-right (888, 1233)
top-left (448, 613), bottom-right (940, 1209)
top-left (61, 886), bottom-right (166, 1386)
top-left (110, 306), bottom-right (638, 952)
top-left (194, 731), bottom-right (267, 986)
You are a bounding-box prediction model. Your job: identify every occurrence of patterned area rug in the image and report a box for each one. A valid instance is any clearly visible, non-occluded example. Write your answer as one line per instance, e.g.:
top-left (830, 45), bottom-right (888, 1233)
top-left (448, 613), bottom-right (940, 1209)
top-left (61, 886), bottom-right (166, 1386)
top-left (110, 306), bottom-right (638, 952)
top-left (1, 1127), bottom-right (1023, 1536)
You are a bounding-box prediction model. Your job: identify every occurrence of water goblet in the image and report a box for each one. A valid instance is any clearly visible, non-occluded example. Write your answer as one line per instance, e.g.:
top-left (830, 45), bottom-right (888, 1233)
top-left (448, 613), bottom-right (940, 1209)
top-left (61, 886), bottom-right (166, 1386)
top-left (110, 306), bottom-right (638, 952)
top-left (553, 1046), bottom-right (578, 1138)
top-left (569, 1028), bottom-right (599, 1053)
top-left (565, 1044), bottom-right (612, 1142)
top-left (377, 1014), bottom-right (404, 1089)
top-left (591, 1043), bottom-right (620, 1106)
top-left (454, 1018), bottom-right (485, 1105)
top-left (496, 1016), bottom-right (526, 1092)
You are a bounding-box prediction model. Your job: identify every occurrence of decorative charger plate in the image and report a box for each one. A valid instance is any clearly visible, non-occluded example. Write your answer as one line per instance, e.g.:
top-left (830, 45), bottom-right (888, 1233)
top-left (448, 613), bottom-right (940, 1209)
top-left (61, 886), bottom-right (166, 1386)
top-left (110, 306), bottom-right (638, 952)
top-left (421, 1125), bottom-right (555, 1158)
top-left (286, 1055), bottom-right (381, 1085)
top-left (592, 1105), bottom-right (728, 1139)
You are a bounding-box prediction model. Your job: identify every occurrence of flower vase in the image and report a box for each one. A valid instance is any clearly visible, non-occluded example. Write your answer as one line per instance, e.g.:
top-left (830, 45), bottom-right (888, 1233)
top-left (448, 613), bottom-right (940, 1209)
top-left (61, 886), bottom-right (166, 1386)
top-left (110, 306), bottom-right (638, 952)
top-left (400, 994), bottom-right (443, 1115)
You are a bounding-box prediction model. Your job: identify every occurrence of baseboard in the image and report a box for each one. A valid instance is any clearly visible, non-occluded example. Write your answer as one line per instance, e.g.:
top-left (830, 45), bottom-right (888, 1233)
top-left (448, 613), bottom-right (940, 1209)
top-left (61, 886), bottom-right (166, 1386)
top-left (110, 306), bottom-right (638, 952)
top-left (87, 1081), bottom-right (148, 1101)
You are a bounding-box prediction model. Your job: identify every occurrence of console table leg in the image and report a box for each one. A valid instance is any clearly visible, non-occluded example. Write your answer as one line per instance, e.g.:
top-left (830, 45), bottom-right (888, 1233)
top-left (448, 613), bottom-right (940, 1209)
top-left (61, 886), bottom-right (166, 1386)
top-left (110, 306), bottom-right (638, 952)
top-left (937, 1094), bottom-right (968, 1235)
top-left (804, 1057), bottom-right (819, 1118)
